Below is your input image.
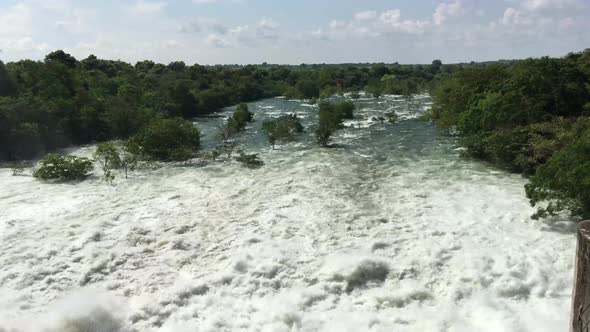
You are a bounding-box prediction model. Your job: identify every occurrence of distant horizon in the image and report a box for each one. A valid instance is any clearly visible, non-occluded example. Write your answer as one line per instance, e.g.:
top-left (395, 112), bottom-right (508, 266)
top-left (1, 48), bottom-right (582, 67)
top-left (1, 0), bottom-right (588, 65)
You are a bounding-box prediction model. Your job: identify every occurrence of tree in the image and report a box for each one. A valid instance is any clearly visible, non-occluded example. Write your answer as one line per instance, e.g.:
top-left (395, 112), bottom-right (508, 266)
top-left (385, 111), bottom-right (399, 124)
top-left (130, 118), bottom-right (200, 161)
top-left (228, 103), bottom-right (254, 132)
top-left (169, 81), bottom-right (198, 117)
top-left (0, 61), bottom-right (16, 96)
top-left (262, 114), bottom-right (304, 149)
top-left (316, 102), bottom-right (346, 147)
top-left (94, 142), bottom-right (122, 183)
top-left (118, 140), bottom-right (139, 179)
top-left (431, 59), bottom-right (442, 74)
top-left (525, 131), bottom-right (590, 219)
top-left (235, 151), bottom-right (264, 169)
top-left (295, 80), bottom-right (320, 99)
top-left (44, 50), bottom-right (78, 68)
top-left (33, 154), bottom-right (93, 181)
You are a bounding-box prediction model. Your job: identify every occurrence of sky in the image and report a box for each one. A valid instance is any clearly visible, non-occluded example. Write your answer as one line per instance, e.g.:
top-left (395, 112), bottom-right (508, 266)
top-left (0, 0), bottom-right (589, 65)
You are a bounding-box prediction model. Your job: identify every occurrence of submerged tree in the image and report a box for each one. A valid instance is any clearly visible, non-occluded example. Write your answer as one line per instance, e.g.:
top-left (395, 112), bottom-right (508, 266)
top-left (315, 101), bottom-right (348, 147)
top-left (235, 151), bottom-right (264, 169)
top-left (261, 113), bottom-right (304, 149)
top-left (385, 111), bottom-right (399, 124)
top-left (228, 103), bottom-right (254, 133)
top-left (33, 154), bottom-right (93, 181)
top-left (129, 118), bottom-right (200, 161)
top-left (94, 142), bottom-right (122, 183)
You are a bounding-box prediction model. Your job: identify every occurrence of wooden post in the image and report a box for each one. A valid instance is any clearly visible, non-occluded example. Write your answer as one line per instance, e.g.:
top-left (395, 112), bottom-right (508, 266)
top-left (571, 221), bottom-right (590, 332)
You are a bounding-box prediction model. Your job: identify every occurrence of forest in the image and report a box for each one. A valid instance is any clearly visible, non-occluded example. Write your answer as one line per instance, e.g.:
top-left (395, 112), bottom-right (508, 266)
top-left (1, 49), bottom-right (590, 219)
top-left (0, 50), bottom-right (446, 161)
top-left (430, 49), bottom-right (590, 219)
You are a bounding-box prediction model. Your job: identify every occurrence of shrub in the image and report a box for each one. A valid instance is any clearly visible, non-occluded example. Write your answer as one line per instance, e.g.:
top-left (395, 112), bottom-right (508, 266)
top-left (118, 140), bottom-right (139, 178)
top-left (262, 114), bottom-right (304, 148)
top-left (33, 154), bottom-right (93, 180)
top-left (316, 101), bottom-right (346, 147)
top-left (130, 118), bottom-right (200, 161)
top-left (94, 142), bottom-right (121, 183)
top-left (335, 101), bottom-right (355, 119)
top-left (235, 151), bottom-right (264, 169)
top-left (217, 123), bottom-right (234, 143)
top-left (525, 131), bottom-right (590, 219)
top-left (228, 103), bottom-right (254, 132)
top-left (385, 111), bottom-right (399, 124)
top-left (462, 118), bottom-right (589, 174)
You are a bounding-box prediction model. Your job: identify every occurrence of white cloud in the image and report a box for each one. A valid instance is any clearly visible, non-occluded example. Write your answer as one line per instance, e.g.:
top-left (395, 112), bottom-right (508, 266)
top-left (522, 0), bottom-right (579, 11)
top-left (193, 0), bottom-right (218, 3)
top-left (205, 24), bottom-right (250, 48)
top-left (256, 18), bottom-right (280, 39)
top-left (318, 8), bottom-right (430, 40)
top-left (379, 9), bottom-right (429, 34)
top-left (0, 3), bottom-right (33, 38)
top-left (433, 1), bottom-right (462, 25)
top-left (128, 0), bottom-right (167, 15)
top-left (329, 20), bottom-right (346, 29)
top-left (0, 3), bottom-right (49, 52)
top-left (354, 10), bottom-right (377, 21)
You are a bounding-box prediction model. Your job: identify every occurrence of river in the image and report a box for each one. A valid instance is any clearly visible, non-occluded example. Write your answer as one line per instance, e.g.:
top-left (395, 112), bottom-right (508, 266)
top-left (0, 94), bottom-right (577, 331)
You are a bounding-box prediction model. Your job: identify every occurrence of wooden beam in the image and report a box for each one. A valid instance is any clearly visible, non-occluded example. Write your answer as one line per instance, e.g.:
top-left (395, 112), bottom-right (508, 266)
top-left (571, 221), bottom-right (590, 332)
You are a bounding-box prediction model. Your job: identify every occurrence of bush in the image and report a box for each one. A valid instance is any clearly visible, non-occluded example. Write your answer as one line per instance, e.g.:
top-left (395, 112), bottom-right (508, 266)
top-left (94, 142), bottom-right (121, 183)
top-left (33, 154), bottom-right (93, 180)
top-left (235, 151), bottom-right (264, 169)
top-left (462, 118), bottom-right (589, 174)
top-left (228, 103), bottom-right (254, 132)
top-left (385, 111), bottom-right (399, 124)
top-left (130, 118), bottom-right (200, 161)
top-left (525, 131), bottom-right (590, 219)
top-left (316, 101), bottom-right (346, 147)
top-left (262, 114), bottom-right (304, 148)
top-left (335, 101), bottom-right (355, 119)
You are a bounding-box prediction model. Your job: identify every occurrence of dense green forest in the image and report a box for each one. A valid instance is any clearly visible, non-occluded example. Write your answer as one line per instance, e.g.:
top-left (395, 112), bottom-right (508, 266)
top-left (430, 49), bottom-right (590, 219)
top-left (0, 50), bottom-right (447, 161)
top-left (2, 49), bottom-right (590, 220)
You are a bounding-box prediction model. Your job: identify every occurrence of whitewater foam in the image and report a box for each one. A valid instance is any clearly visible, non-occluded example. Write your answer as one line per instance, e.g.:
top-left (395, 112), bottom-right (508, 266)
top-left (0, 95), bottom-right (576, 331)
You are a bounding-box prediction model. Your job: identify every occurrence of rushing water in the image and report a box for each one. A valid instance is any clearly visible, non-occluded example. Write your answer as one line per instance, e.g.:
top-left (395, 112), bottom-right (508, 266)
top-left (0, 95), bottom-right (577, 331)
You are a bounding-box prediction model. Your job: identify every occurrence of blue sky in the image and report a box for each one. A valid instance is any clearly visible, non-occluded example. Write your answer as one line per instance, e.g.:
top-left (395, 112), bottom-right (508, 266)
top-left (0, 0), bottom-right (588, 64)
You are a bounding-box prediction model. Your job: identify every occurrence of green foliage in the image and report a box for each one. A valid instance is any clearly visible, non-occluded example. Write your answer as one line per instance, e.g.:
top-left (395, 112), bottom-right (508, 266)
top-left (235, 151), bottom-right (264, 169)
top-left (0, 61), bottom-right (16, 97)
top-left (462, 118), bottom-right (589, 174)
top-left (201, 142), bottom-right (236, 162)
top-left (118, 140), bottom-right (139, 178)
top-left (316, 101), bottom-right (347, 147)
top-left (525, 130), bottom-right (590, 219)
top-left (295, 80), bottom-right (320, 99)
top-left (228, 103), bottom-right (254, 132)
top-left (431, 50), bottom-right (590, 218)
top-left (335, 101), bottom-right (355, 119)
top-left (33, 154), bottom-right (93, 181)
top-left (0, 49), bottom-right (472, 162)
top-left (261, 114), bottom-right (304, 148)
top-left (93, 142), bottom-right (122, 183)
top-left (130, 119), bottom-right (200, 161)
top-left (385, 111), bottom-right (399, 124)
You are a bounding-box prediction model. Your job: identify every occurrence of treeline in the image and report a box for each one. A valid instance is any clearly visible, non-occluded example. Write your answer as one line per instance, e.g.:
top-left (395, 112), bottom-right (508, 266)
top-left (430, 49), bottom-right (590, 219)
top-left (0, 50), bottom-right (456, 161)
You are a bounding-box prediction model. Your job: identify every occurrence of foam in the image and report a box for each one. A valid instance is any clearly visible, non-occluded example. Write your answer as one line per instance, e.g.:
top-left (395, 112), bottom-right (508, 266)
top-left (0, 95), bottom-right (576, 331)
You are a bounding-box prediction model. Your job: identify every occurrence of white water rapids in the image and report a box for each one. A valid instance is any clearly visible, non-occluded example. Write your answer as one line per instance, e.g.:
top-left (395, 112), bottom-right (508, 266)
top-left (0, 95), bottom-right (577, 331)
